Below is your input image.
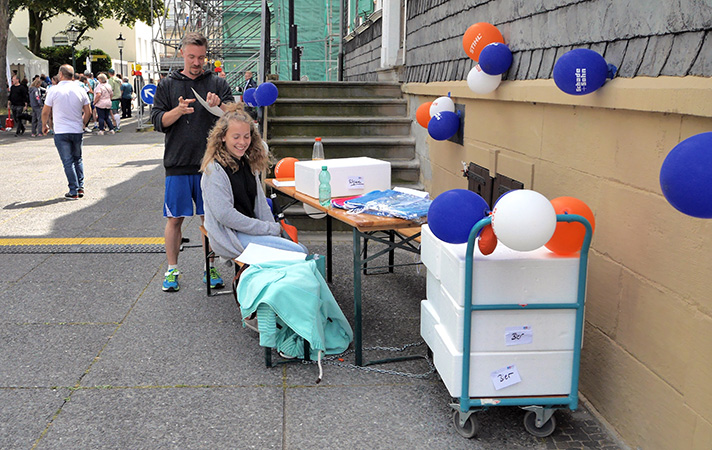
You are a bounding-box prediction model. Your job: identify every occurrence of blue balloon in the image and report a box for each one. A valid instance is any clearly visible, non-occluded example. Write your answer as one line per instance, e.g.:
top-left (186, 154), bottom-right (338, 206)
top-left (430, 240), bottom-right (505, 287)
top-left (243, 88), bottom-right (258, 107)
top-left (428, 189), bottom-right (490, 244)
top-left (255, 82), bottom-right (279, 106)
top-left (427, 111), bottom-right (460, 141)
top-left (479, 43), bottom-right (513, 75)
top-left (553, 48), bottom-right (609, 95)
top-left (659, 132), bottom-right (712, 218)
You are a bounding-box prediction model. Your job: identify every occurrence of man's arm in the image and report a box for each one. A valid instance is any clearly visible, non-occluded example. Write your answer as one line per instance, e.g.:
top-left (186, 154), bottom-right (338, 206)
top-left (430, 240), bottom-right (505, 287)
top-left (160, 96), bottom-right (196, 128)
top-left (41, 105), bottom-right (52, 135)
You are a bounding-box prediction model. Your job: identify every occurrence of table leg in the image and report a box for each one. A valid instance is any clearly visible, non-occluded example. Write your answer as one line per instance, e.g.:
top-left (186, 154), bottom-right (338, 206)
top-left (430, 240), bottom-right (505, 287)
top-left (389, 231), bottom-right (395, 273)
top-left (326, 215), bottom-right (333, 283)
top-left (353, 228), bottom-right (363, 366)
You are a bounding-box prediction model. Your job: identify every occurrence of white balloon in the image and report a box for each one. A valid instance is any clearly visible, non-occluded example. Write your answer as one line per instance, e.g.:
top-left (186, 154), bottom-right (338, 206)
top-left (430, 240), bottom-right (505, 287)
top-left (429, 96), bottom-right (455, 116)
top-left (467, 64), bottom-right (502, 94)
top-left (491, 190), bottom-right (557, 252)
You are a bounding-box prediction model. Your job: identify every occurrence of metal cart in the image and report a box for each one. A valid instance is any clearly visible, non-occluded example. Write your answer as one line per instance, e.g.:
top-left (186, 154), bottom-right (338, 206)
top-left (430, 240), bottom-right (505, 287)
top-left (450, 214), bottom-right (593, 438)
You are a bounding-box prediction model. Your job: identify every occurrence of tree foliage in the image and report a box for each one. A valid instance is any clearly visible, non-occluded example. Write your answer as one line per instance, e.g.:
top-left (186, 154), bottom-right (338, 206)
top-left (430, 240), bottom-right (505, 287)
top-left (9, 0), bottom-right (164, 54)
top-left (38, 46), bottom-right (112, 77)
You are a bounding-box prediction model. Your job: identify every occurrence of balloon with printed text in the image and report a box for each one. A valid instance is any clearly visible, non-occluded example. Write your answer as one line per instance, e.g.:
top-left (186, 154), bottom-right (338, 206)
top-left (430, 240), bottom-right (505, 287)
top-left (427, 111), bottom-right (460, 141)
top-left (243, 88), bottom-right (258, 107)
top-left (462, 22), bottom-right (505, 61)
top-left (553, 48), bottom-right (611, 95)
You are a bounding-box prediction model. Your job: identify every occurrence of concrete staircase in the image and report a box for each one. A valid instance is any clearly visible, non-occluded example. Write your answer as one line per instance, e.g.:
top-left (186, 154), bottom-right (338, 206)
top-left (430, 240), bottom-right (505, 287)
top-left (264, 81), bottom-right (421, 230)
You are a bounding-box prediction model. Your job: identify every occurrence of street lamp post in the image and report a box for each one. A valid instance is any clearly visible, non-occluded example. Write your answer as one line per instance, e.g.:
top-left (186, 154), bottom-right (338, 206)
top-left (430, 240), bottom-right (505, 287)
top-left (67, 25), bottom-right (80, 70)
top-left (116, 33), bottom-right (126, 76)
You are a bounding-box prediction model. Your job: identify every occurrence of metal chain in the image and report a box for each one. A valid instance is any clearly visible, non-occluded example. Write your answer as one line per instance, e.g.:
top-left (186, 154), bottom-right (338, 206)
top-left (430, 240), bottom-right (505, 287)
top-left (301, 341), bottom-right (437, 379)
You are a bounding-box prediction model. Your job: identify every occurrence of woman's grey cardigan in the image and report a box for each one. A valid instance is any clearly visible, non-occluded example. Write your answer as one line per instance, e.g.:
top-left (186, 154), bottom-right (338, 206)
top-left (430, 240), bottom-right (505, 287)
top-left (201, 160), bottom-right (281, 260)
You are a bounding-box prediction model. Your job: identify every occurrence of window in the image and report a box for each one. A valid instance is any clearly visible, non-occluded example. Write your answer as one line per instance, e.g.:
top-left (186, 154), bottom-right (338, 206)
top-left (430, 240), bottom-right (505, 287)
top-left (52, 35), bottom-right (69, 46)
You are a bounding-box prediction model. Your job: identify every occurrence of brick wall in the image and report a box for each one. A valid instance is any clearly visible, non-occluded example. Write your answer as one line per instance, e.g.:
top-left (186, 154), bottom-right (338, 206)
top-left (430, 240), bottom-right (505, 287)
top-left (403, 0), bottom-right (711, 82)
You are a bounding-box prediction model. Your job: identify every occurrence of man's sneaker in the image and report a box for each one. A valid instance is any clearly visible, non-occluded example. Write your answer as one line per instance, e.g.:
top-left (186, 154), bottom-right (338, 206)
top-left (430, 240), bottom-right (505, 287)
top-left (203, 267), bottom-right (224, 289)
top-left (107, 130), bottom-right (115, 135)
top-left (64, 192), bottom-right (79, 200)
top-left (97, 130), bottom-right (104, 135)
top-left (77, 188), bottom-right (84, 198)
top-left (162, 269), bottom-right (180, 292)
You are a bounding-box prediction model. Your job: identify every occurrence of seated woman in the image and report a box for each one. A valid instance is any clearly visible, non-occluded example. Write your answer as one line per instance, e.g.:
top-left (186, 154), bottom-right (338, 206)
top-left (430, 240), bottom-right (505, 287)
top-left (201, 104), bottom-right (307, 260)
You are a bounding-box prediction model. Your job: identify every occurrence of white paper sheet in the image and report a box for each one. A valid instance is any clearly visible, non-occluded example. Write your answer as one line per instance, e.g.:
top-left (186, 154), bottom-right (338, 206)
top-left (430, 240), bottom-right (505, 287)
top-left (236, 243), bottom-right (306, 265)
top-left (272, 179), bottom-right (296, 187)
top-left (191, 87), bottom-right (224, 117)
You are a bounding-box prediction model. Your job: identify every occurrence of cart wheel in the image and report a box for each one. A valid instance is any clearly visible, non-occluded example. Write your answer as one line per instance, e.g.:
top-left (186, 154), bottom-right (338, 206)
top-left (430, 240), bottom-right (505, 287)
top-left (452, 410), bottom-right (479, 439)
top-left (523, 410), bottom-right (556, 437)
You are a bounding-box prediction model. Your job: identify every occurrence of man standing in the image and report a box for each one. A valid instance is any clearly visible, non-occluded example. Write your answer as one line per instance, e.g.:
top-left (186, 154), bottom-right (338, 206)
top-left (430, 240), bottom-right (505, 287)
top-left (8, 75), bottom-right (29, 136)
top-left (41, 65), bottom-right (92, 200)
top-left (108, 69), bottom-right (122, 131)
top-left (151, 32), bottom-right (233, 293)
top-left (120, 77), bottom-right (133, 118)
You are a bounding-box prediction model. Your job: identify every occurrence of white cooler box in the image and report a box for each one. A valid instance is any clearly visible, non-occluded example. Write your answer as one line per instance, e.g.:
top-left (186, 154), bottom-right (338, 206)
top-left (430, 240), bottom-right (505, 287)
top-left (421, 300), bottom-right (574, 398)
top-left (421, 224), bottom-right (581, 307)
top-left (294, 157), bottom-right (391, 198)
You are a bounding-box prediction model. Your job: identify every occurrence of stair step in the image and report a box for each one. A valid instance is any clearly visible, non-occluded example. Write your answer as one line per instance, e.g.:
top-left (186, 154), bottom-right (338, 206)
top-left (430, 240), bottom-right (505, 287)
top-left (268, 136), bottom-right (416, 161)
top-left (267, 116), bottom-right (413, 139)
top-left (272, 81), bottom-right (402, 99)
top-left (269, 98), bottom-right (408, 117)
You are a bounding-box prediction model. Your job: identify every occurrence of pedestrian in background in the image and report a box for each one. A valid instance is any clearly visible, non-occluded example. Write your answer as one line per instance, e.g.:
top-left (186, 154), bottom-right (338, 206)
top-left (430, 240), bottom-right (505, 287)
top-left (120, 77), bottom-right (133, 118)
top-left (108, 69), bottom-right (122, 131)
top-left (93, 73), bottom-right (116, 135)
top-left (7, 75), bottom-right (28, 136)
top-left (28, 77), bottom-right (44, 137)
top-left (41, 64), bottom-right (92, 200)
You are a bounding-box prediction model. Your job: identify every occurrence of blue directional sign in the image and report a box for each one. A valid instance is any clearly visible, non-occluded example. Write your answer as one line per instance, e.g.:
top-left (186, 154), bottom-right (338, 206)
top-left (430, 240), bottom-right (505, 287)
top-left (140, 84), bottom-right (157, 105)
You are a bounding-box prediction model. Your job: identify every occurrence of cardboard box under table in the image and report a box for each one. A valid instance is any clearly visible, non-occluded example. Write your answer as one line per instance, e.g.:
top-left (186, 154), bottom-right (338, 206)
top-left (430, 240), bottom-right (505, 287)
top-left (294, 157), bottom-right (391, 198)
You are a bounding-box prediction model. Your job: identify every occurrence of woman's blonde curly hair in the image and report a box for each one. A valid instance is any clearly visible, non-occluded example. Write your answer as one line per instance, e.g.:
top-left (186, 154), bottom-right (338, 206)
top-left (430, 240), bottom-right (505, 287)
top-left (200, 103), bottom-right (272, 174)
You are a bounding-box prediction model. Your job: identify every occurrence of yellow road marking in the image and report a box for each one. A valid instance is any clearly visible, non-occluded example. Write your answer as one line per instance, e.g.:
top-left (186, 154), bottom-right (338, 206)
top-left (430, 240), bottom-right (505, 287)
top-left (0, 237), bottom-right (165, 246)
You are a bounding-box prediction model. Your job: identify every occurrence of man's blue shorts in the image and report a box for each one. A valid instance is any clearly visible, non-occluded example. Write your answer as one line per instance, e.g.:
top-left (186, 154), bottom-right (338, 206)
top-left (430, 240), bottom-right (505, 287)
top-left (164, 174), bottom-right (204, 218)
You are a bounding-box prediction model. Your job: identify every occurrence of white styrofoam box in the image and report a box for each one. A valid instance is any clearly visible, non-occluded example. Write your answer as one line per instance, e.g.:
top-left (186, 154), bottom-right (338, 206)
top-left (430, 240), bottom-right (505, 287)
top-left (420, 225), bottom-right (441, 279)
top-left (294, 157), bottom-right (391, 198)
top-left (438, 240), bottom-right (580, 307)
top-left (420, 299), bottom-right (440, 350)
top-left (428, 324), bottom-right (573, 398)
top-left (430, 279), bottom-right (577, 352)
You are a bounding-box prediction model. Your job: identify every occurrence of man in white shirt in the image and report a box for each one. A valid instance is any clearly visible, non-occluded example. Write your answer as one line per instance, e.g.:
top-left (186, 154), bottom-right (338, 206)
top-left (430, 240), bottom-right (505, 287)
top-left (42, 65), bottom-right (92, 200)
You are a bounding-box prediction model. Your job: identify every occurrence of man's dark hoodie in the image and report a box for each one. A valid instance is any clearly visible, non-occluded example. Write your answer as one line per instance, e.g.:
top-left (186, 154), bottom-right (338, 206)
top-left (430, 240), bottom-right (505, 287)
top-left (151, 70), bottom-right (233, 176)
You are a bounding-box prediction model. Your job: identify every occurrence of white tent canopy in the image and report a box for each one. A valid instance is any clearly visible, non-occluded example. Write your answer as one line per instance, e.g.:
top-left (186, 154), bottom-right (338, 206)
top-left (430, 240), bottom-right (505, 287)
top-left (6, 29), bottom-right (49, 86)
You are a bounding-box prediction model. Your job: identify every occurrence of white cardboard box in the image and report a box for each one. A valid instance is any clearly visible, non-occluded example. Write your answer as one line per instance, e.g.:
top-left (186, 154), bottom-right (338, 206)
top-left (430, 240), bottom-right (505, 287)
top-left (421, 301), bottom-right (573, 398)
top-left (294, 157), bottom-right (391, 198)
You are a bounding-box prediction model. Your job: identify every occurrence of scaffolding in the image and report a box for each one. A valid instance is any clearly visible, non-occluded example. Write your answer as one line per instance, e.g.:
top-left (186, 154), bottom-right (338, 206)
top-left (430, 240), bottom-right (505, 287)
top-left (151, 0), bottom-right (341, 87)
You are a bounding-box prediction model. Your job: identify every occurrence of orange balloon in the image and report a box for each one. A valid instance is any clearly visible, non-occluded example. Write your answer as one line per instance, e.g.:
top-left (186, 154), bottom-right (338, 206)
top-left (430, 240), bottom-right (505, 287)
top-left (545, 197), bottom-right (596, 255)
top-left (416, 101), bottom-right (433, 128)
top-left (478, 223), bottom-right (497, 255)
top-left (462, 23), bottom-right (505, 61)
top-left (274, 157), bottom-right (299, 180)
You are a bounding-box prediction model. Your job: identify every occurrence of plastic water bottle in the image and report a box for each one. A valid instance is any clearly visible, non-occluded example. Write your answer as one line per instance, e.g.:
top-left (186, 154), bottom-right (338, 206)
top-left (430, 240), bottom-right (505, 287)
top-left (312, 137), bottom-right (324, 160)
top-left (318, 166), bottom-right (331, 208)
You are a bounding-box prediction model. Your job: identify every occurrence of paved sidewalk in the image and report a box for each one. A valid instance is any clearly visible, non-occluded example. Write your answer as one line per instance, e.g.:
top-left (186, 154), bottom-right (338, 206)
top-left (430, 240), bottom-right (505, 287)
top-left (0, 119), bottom-right (625, 449)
